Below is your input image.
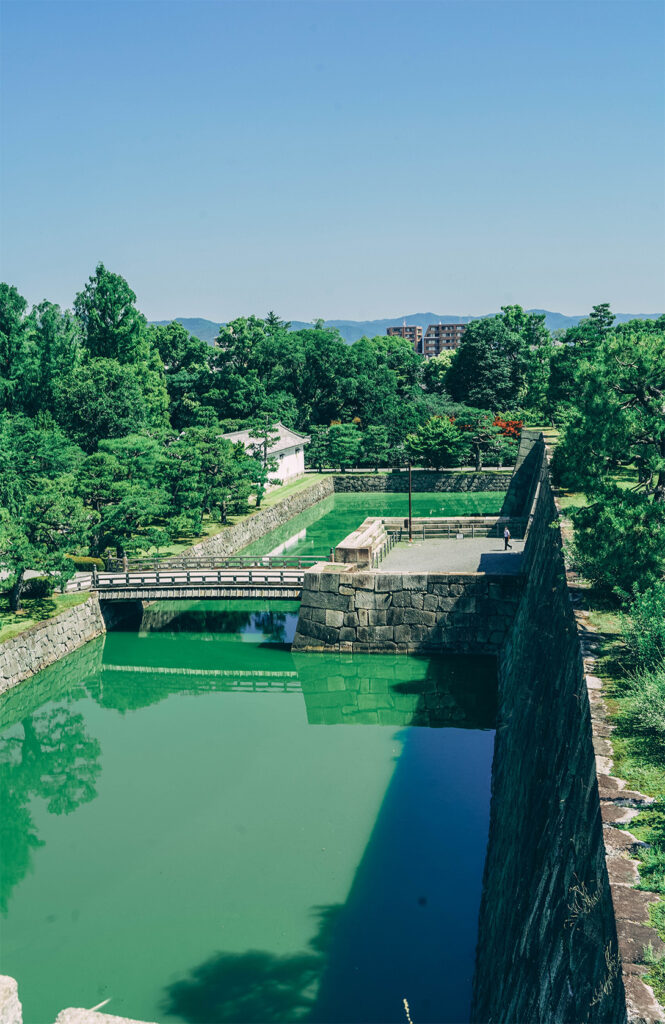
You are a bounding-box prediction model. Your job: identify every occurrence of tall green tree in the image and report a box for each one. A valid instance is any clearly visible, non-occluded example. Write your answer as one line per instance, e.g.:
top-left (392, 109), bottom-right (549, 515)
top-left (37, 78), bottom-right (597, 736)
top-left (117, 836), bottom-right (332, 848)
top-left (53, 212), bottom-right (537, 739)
top-left (27, 302), bottom-right (82, 415)
top-left (0, 284), bottom-right (34, 413)
top-left (326, 423), bottom-right (361, 472)
top-left (446, 316), bottom-right (529, 409)
top-left (404, 417), bottom-right (469, 469)
top-left (0, 482), bottom-right (93, 609)
top-left (360, 425), bottom-right (390, 471)
top-left (553, 329), bottom-right (665, 502)
top-left (54, 358), bottom-right (147, 452)
top-left (74, 263), bottom-right (147, 363)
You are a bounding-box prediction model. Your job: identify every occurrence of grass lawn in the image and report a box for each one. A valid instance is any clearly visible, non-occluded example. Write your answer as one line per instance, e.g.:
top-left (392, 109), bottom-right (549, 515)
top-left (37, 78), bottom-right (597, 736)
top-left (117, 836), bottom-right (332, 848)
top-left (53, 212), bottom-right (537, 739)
top-left (0, 592), bottom-right (90, 644)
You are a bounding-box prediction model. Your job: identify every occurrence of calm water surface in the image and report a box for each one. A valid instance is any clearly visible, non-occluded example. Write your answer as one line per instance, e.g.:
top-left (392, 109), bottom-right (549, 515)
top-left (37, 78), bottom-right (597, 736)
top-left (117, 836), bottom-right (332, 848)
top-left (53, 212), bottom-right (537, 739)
top-left (241, 491), bottom-right (504, 560)
top-left (0, 602), bottom-right (496, 1024)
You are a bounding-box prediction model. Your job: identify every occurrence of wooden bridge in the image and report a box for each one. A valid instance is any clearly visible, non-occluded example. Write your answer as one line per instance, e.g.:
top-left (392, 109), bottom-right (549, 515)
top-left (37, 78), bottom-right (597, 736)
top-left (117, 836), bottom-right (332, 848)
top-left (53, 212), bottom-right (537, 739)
top-left (66, 556), bottom-right (319, 601)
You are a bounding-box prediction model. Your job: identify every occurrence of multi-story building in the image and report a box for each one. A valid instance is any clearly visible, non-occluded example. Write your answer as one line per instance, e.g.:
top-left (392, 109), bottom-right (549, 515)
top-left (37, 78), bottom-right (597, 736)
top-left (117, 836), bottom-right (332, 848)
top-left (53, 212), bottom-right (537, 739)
top-left (422, 322), bottom-right (467, 357)
top-left (387, 323), bottom-right (423, 350)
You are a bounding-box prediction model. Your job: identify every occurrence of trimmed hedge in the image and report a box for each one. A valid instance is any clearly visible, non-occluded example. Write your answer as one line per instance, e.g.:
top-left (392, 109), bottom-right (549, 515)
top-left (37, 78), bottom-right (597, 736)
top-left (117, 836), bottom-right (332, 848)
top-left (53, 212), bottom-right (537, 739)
top-left (65, 555), bottom-right (104, 570)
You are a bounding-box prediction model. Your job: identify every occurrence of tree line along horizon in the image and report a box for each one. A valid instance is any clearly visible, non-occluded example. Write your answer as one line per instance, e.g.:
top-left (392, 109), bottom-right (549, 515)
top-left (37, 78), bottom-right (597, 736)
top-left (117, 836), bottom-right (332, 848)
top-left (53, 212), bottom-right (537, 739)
top-left (0, 262), bottom-right (664, 611)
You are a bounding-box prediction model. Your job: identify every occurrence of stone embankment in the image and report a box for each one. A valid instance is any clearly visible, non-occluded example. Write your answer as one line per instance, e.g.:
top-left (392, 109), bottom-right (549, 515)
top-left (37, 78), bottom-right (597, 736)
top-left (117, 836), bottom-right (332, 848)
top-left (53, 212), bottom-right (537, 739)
top-left (292, 564), bottom-right (521, 653)
top-left (331, 470), bottom-right (510, 492)
top-left (188, 476), bottom-right (334, 557)
top-left (0, 597), bottom-right (107, 698)
top-left (471, 433), bottom-right (663, 1024)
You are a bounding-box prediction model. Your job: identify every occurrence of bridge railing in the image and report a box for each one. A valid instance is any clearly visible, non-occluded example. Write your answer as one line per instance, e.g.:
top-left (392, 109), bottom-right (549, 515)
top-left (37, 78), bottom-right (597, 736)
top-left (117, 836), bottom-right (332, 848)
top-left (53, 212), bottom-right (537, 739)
top-left (91, 567), bottom-right (306, 591)
top-left (105, 555), bottom-right (322, 571)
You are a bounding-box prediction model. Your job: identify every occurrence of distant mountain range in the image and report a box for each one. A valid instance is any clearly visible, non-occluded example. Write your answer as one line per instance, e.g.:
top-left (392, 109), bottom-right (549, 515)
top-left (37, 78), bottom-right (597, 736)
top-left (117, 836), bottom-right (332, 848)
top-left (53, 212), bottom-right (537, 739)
top-left (151, 310), bottom-right (662, 346)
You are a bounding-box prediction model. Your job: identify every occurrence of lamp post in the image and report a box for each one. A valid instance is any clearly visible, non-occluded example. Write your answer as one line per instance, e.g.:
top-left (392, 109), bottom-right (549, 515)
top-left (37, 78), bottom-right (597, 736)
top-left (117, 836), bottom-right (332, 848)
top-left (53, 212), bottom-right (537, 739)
top-left (408, 461), bottom-right (413, 542)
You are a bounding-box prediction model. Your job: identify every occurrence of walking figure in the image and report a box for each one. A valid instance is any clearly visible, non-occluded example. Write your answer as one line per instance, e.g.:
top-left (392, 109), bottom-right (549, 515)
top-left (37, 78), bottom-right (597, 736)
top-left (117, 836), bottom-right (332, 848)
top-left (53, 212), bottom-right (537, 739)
top-left (503, 526), bottom-right (512, 550)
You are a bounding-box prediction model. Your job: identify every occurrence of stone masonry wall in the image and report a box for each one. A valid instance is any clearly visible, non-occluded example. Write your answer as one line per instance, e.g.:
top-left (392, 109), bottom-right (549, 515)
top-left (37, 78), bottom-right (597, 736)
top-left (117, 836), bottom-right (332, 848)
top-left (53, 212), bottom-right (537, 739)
top-left (188, 476), bottom-right (334, 557)
top-left (0, 596), bottom-right (107, 697)
top-left (292, 563), bottom-right (522, 654)
top-left (471, 439), bottom-right (628, 1024)
top-left (331, 471), bottom-right (511, 492)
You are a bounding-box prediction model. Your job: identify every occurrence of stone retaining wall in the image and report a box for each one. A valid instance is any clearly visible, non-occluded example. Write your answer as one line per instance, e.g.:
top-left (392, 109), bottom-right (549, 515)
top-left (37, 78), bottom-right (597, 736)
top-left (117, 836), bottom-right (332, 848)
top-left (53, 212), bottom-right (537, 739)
top-left (188, 476), bottom-right (334, 558)
top-left (471, 439), bottom-right (634, 1023)
top-left (331, 471), bottom-right (511, 492)
top-left (0, 596), bottom-right (107, 697)
top-left (292, 563), bottom-right (522, 653)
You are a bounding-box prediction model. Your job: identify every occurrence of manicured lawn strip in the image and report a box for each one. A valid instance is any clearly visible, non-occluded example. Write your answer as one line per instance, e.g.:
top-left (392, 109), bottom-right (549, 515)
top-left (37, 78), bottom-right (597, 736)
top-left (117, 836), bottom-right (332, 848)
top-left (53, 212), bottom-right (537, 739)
top-left (0, 592), bottom-right (90, 644)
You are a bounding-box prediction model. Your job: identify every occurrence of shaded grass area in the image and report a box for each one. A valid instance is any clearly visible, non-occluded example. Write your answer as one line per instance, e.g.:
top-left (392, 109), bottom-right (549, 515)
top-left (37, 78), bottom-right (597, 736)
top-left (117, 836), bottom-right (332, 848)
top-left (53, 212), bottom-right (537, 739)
top-left (0, 592), bottom-right (90, 644)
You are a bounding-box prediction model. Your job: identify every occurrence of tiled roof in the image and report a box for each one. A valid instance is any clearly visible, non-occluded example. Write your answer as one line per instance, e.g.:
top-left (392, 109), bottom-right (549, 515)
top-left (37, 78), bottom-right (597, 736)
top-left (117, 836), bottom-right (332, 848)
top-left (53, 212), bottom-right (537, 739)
top-left (222, 421), bottom-right (310, 455)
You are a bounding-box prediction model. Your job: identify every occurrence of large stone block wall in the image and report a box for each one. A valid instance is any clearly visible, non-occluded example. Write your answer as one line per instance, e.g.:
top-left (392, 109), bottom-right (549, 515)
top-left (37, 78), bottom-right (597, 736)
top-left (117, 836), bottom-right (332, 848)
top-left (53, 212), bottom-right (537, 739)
top-left (471, 440), bottom-right (628, 1023)
top-left (292, 563), bottom-right (522, 654)
top-left (331, 471), bottom-right (511, 492)
top-left (188, 476), bottom-right (334, 558)
top-left (0, 596), bottom-right (107, 697)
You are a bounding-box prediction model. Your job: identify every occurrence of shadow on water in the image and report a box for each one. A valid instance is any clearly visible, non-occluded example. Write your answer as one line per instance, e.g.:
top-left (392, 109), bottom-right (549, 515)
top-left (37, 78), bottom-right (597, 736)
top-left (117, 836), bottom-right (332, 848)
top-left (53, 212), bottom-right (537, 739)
top-left (162, 907), bottom-right (342, 1024)
top-left (161, 656), bottom-right (497, 1024)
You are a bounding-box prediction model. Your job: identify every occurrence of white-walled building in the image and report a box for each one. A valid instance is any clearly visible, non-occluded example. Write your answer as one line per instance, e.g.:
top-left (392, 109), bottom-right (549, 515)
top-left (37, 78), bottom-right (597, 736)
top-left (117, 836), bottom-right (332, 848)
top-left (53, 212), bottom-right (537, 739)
top-left (222, 421), bottom-right (311, 487)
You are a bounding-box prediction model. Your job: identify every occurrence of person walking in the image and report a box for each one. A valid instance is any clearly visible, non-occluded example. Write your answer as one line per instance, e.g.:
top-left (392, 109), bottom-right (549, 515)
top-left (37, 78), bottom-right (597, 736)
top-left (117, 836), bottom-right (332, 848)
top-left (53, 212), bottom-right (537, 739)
top-left (503, 526), bottom-right (512, 550)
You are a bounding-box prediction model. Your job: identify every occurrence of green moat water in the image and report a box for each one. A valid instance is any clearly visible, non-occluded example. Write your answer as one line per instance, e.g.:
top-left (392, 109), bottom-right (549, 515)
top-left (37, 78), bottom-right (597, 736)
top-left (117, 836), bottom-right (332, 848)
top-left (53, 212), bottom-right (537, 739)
top-left (1, 494), bottom-right (500, 1023)
top-left (241, 490), bottom-right (504, 560)
top-left (0, 606), bottom-right (496, 1024)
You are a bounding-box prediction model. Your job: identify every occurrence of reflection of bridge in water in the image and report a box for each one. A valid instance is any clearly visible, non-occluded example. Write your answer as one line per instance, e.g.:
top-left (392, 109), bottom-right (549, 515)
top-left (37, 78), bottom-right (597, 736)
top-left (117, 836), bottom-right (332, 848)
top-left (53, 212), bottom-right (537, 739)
top-left (95, 653), bottom-right (497, 729)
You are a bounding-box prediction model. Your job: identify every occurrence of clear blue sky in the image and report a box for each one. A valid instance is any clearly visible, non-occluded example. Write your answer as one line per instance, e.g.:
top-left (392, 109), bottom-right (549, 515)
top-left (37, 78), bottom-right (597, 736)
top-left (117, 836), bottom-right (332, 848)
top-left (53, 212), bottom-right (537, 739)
top-left (1, 0), bottom-right (663, 321)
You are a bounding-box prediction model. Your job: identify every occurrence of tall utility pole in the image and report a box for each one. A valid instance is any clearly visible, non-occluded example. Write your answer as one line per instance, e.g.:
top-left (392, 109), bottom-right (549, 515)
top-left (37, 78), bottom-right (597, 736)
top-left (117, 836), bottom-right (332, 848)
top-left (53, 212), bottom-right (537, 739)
top-left (408, 462), bottom-right (413, 542)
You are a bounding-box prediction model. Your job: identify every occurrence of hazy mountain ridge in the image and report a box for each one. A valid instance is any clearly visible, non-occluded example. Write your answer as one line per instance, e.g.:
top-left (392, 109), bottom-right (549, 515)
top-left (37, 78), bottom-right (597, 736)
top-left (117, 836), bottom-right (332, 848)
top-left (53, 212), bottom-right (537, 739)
top-left (152, 310), bottom-right (662, 346)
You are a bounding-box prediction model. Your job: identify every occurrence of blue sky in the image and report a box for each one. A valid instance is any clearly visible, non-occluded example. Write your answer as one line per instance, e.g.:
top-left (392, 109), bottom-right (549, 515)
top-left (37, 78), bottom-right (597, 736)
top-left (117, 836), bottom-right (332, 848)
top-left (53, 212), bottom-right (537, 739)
top-left (1, 0), bottom-right (663, 321)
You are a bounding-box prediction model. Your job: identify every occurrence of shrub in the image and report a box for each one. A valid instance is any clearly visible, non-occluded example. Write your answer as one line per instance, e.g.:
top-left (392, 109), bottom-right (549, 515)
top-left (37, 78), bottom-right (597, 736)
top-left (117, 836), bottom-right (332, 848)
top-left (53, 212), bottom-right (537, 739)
top-left (621, 581), bottom-right (665, 670)
top-left (617, 666), bottom-right (665, 758)
top-left (65, 555), bottom-right (105, 571)
top-left (22, 575), bottom-right (55, 599)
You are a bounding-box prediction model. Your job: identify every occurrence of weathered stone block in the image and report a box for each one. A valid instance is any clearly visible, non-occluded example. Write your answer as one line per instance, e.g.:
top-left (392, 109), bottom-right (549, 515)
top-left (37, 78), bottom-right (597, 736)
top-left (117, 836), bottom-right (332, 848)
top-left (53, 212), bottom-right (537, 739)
top-left (354, 590), bottom-right (391, 609)
top-left (410, 592), bottom-right (424, 609)
top-left (343, 612), bottom-right (359, 627)
top-left (339, 628), bottom-right (357, 643)
top-left (319, 574), bottom-right (341, 593)
top-left (402, 574), bottom-right (429, 590)
top-left (375, 574), bottom-right (403, 592)
top-left (368, 610), bottom-right (388, 625)
top-left (325, 609), bottom-right (345, 628)
top-left (304, 591), bottom-right (351, 610)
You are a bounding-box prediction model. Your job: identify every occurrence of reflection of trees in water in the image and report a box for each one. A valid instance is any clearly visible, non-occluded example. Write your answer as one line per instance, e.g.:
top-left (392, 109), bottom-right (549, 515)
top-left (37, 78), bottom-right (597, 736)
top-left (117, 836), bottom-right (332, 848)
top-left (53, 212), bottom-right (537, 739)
top-left (0, 706), bottom-right (101, 913)
top-left (162, 906), bottom-right (342, 1024)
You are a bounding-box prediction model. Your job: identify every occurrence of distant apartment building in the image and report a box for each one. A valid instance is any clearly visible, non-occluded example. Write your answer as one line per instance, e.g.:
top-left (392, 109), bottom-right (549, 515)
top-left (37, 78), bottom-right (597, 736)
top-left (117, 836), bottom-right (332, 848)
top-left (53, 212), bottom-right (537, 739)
top-left (422, 322), bottom-right (467, 357)
top-left (386, 323), bottom-right (423, 349)
top-left (387, 321), bottom-right (467, 357)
